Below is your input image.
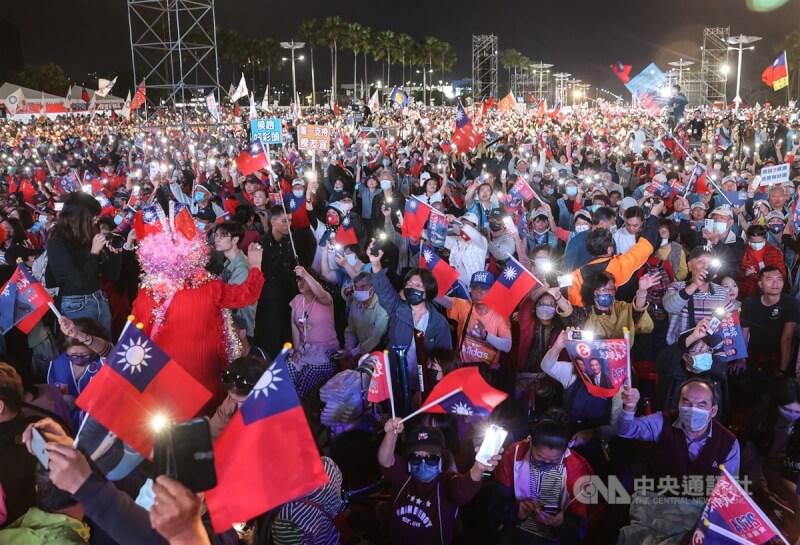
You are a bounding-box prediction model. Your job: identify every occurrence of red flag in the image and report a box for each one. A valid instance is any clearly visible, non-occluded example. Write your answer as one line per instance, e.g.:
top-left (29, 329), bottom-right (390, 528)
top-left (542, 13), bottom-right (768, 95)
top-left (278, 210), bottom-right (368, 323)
top-left (421, 367), bottom-right (507, 417)
top-left (76, 322), bottom-right (212, 457)
top-left (233, 103), bottom-right (240, 117)
top-left (235, 141), bottom-right (269, 176)
top-left (132, 204), bottom-right (166, 240)
top-left (205, 348), bottom-right (328, 533)
top-left (419, 245), bottom-right (459, 297)
top-left (172, 204), bottom-right (197, 240)
top-left (81, 87), bottom-right (91, 103)
top-left (610, 62), bottom-right (632, 84)
top-left (761, 52), bottom-right (789, 90)
top-left (481, 258), bottom-right (539, 318)
top-left (452, 103), bottom-right (483, 151)
top-left (130, 81), bottom-right (146, 111)
top-left (335, 214), bottom-right (358, 246)
top-left (400, 197), bottom-right (431, 240)
top-left (497, 91), bottom-right (516, 113)
top-left (538, 99), bottom-right (546, 118)
top-left (366, 351), bottom-right (392, 403)
top-left (0, 263), bottom-right (54, 335)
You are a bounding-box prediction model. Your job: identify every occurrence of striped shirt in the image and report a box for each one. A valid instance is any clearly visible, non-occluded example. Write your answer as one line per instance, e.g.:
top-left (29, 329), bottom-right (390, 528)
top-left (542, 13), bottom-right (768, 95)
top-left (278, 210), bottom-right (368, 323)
top-left (662, 281), bottom-right (729, 345)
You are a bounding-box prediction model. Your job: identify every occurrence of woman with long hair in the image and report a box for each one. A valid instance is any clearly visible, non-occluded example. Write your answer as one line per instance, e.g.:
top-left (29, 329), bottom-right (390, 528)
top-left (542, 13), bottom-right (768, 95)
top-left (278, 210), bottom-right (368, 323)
top-left (45, 193), bottom-right (121, 337)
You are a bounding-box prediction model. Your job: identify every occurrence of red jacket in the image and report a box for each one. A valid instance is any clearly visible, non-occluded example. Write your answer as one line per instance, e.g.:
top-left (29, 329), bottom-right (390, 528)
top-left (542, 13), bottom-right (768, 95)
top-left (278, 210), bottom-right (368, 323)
top-left (737, 244), bottom-right (786, 300)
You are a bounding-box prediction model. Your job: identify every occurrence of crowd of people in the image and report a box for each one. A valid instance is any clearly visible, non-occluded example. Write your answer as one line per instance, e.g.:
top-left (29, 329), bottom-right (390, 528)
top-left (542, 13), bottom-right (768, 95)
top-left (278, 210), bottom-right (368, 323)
top-left (0, 92), bottom-right (799, 545)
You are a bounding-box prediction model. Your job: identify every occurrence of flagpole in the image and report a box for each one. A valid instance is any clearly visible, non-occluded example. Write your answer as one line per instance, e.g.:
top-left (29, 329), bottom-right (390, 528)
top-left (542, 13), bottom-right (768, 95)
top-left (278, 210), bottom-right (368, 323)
top-left (506, 254), bottom-right (546, 287)
top-left (623, 327), bottom-right (632, 387)
top-left (383, 350), bottom-right (396, 420)
top-left (701, 520), bottom-right (755, 545)
top-left (399, 388), bottom-right (462, 424)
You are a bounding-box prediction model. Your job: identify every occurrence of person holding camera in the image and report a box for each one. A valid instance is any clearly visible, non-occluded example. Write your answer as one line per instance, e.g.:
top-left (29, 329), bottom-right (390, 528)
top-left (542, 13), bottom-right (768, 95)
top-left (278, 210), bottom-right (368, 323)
top-left (45, 192), bottom-right (121, 338)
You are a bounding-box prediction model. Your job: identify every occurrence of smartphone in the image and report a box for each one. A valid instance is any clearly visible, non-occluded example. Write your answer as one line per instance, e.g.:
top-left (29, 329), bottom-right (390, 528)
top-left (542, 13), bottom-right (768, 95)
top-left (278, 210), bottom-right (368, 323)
top-left (707, 307), bottom-right (727, 334)
top-left (132, 185), bottom-right (141, 196)
top-left (704, 218), bottom-right (715, 232)
top-left (153, 417), bottom-right (217, 493)
top-left (30, 427), bottom-right (49, 469)
top-left (557, 274), bottom-right (574, 288)
top-left (54, 202), bottom-right (64, 212)
top-left (475, 424), bottom-right (508, 466)
top-left (567, 330), bottom-right (594, 341)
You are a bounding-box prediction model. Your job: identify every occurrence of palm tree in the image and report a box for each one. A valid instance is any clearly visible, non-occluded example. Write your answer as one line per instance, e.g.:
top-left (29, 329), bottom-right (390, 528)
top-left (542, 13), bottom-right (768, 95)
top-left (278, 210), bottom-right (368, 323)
top-left (298, 19), bottom-right (320, 105)
top-left (344, 22), bottom-right (370, 101)
top-left (396, 34), bottom-right (415, 89)
top-left (257, 38), bottom-right (283, 91)
top-left (216, 27), bottom-right (245, 85)
top-left (375, 30), bottom-right (396, 87)
top-left (361, 27), bottom-right (373, 99)
top-left (322, 16), bottom-right (345, 105)
top-left (500, 49), bottom-right (527, 95)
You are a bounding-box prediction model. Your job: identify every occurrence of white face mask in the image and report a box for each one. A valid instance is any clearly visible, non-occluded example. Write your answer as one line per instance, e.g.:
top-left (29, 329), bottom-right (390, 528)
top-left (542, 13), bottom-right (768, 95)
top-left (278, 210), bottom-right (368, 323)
top-left (352, 289), bottom-right (372, 302)
top-left (679, 406), bottom-right (711, 431)
top-left (660, 238), bottom-right (669, 247)
top-left (714, 221), bottom-right (728, 234)
top-left (575, 224), bottom-right (590, 233)
top-left (380, 180), bottom-right (392, 190)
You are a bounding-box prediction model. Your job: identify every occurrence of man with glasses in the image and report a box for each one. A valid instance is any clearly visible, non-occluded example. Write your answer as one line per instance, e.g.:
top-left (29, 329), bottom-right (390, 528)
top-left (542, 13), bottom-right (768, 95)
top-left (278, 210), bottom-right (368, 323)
top-left (214, 221), bottom-right (257, 340)
top-left (210, 355), bottom-right (268, 440)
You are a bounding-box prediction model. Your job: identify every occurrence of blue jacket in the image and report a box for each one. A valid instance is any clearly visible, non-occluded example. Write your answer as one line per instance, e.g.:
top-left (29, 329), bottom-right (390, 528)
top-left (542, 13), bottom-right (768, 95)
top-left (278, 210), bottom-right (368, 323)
top-left (372, 268), bottom-right (452, 352)
top-left (561, 230), bottom-right (592, 273)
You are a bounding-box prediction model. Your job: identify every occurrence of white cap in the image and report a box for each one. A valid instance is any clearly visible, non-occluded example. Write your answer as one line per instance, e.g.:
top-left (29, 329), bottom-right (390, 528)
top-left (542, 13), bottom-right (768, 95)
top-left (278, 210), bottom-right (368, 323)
top-left (461, 212), bottom-right (479, 225)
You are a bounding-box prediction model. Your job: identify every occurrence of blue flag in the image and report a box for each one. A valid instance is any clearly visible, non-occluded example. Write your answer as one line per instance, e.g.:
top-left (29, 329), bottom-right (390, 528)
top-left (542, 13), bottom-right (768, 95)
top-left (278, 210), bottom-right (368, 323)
top-left (389, 86), bottom-right (408, 108)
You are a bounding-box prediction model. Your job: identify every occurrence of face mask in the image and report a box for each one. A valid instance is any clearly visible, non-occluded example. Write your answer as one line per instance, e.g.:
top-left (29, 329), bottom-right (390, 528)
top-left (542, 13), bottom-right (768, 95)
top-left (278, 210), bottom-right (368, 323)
top-left (114, 215), bottom-right (123, 226)
top-left (489, 222), bottom-right (503, 232)
top-left (403, 287), bottom-right (425, 306)
top-left (353, 289), bottom-right (372, 302)
top-left (536, 305), bottom-right (556, 320)
top-left (609, 225), bottom-right (617, 235)
top-left (768, 224), bottom-right (784, 234)
top-left (575, 224), bottom-right (590, 233)
top-left (293, 189), bottom-right (305, 198)
top-left (590, 204), bottom-right (600, 213)
top-left (380, 180), bottom-right (392, 190)
top-left (678, 405), bottom-right (711, 431)
top-left (544, 187), bottom-right (554, 195)
top-left (690, 352), bottom-right (713, 373)
top-left (534, 176), bottom-right (543, 183)
top-left (194, 191), bottom-right (205, 202)
top-left (715, 154), bottom-right (723, 160)
top-left (714, 222), bottom-right (728, 234)
top-left (648, 155), bottom-right (656, 162)
top-left (532, 457), bottom-right (561, 473)
top-left (566, 186), bottom-right (578, 197)
top-left (326, 213), bottom-right (340, 226)
top-left (409, 462), bottom-right (441, 482)
top-left (67, 353), bottom-right (98, 367)
top-left (660, 238), bottom-right (669, 247)
top-left (346, 253), bottom-right (359, 267)
top-left (749, 240), bottom-right (766, 251)
top-left (621, 165), bottom-right (631, 173)
top-left (778, 407), bottom-right (800, 423)
top-left (595, 293), bottom-right (614, 307)
top-left (30, 222), bottom-right (41, 233)
top-left (534, 257), bottom-right (550, 269)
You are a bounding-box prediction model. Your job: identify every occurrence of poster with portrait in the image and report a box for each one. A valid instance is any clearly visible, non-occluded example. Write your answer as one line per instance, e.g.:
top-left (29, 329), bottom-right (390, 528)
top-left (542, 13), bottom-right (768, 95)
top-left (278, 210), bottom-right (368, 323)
top-left (565, 339), bottom-right (629, 398)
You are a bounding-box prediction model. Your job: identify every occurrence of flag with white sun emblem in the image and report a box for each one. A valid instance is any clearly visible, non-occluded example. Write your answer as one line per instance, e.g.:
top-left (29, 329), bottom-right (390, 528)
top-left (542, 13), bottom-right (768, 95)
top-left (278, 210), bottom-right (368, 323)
top-left (421, 367), bottom-right (507, 418)
top-left (76, 323), bottom-right (212, 457)
top-left (481, 257), bottom-right (540, 318)
top-left (335, 213), bottom-right (358, 246)
top-left (205, 345), bottom-right (329, 533)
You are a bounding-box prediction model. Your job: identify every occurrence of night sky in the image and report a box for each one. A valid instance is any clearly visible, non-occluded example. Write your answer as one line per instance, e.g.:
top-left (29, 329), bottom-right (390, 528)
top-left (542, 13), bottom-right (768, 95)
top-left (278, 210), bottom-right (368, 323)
top-left (3, 0), bottom-right (799, 95)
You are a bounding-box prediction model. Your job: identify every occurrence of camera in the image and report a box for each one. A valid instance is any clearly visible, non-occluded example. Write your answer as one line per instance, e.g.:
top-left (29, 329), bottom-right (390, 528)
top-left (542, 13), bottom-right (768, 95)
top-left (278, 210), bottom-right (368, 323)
top-left (105, 232), bottom-right (126, 249)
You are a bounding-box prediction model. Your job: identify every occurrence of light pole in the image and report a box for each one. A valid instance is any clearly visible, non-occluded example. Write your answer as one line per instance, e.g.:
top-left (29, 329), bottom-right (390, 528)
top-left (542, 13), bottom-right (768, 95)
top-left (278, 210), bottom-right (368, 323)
top-left (668, 58), bottom-right (694, 87)
top-left (530, 62), bottom-right (553, 102)
top-left (726, 35), bottom-right (761, 110)
top-left (553, 72), bottom-right (571, 105)
top-left (280, 40), bottom-right (305, 107)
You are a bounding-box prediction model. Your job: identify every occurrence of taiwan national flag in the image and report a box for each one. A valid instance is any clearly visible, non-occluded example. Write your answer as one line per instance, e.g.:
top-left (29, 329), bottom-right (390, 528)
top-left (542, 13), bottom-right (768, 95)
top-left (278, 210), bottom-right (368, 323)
top-left (452, 102), bottom-right (484, 151)
top-left (692, 466), bottom-right (785, 545)
top-left (235, 141), bottom-right (269, 176)
top-left (130, 81), bottom-right (146, 111)
top-left (365, 351), bottom-right (393, 404)
top-left (686, 163), bottom-right (710, 195)
top-left (0, 263), bottom-right (54, 335)
top-left (133, 204), bottom-right (165, 240)
top-left (762, 52), bottom-right (790, 91)
top-left (481, 257), bottom-right (540, 318)
top-left (421, 367), bottom-right (507, 417)
top-left (335, 214), bottom-right (358, 246)
top-left (81, 87), bottom-right (91, 103)
top-left (610, 62), bottom-right (633, 84)
top-left (205, 346), bottom-right (329, 533)
top-left (503, 178), bottom-right (536, 212)
top-left (419, 245), bottom-right (460, 297)
top-left (401, 196), bottom-right (431, 240)
top-left (76, 322), bottom-right (212, 457)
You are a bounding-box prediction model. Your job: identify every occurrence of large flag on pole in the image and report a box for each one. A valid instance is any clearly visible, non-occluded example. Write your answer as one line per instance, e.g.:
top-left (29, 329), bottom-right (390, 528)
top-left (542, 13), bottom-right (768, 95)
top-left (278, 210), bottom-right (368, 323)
top-left (230, 73), bottom-right (249, 102)
top-left (96, 77), bottom-right (118, 98)
top-left (206, 93), bottom-right (220, 122)
top-left (762, 52), bottom-right (790, 91)
top-left (5, 88), bottom-right (25, 115)
top-left (76, 320), bottom-right (213, 457)
top-left (261, 86), bottom-right (270, 110)
top-left (497, 91), bottom-right (516, 113)
top-left (205, 346), bottom-right (329, 533)
top-left (65, 86), bottom-right (73, 111)
top-left (248, 93), bottom-right (257, 121)
top-left (610, 62), bottom-right (633, 84)
top-left (368, 89), bottom-right (380, 112)
top-left (120, 91), bottom-right (132, 120)
top-left (452, 102), bottom-right (484, 151)
top-left (130, 81), bottom-right (146, 110)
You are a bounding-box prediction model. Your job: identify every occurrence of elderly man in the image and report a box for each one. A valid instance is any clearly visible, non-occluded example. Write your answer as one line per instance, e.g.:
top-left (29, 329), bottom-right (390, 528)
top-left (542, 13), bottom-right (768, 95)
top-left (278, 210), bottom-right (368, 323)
top-left (679, 205), bottom-right (744, 282)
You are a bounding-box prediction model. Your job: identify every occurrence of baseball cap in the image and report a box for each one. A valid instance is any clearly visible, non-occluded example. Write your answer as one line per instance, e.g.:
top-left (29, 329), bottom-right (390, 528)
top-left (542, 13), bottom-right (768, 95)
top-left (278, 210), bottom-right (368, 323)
top-left (461, 212), bottom-right (479, 226)
top-left (291, 178), bottom-right (306, 188)
top-left (690, 201), bottom-right (708, 211)
top-left (488, 208), bottom-right (507, 221)
top-left (766, 210), bottom-right (786, 222)
top-left (402, 426), bottom-right (445, 456)
top-left (470, 270), bottom-right (495, 289)
top-left (620, 197), bottom-right (638, 210)
top-left (574, 209), bottom-right (592, 223)
top-left (710, 205), bottom-right (733, 218)
top-left (420, 171), bottom-right (431, 183)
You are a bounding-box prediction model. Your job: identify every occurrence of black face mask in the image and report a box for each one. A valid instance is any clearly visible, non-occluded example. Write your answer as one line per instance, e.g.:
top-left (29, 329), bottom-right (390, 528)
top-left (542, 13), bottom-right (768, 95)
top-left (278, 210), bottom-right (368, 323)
top-left (489, 222), bottom-right (503, 232)
top-left (403, 287), bottom-right (425, 306)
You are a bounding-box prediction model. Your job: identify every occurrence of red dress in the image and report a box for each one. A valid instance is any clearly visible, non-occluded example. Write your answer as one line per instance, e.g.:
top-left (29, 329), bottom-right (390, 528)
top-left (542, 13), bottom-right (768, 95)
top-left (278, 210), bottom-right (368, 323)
top-left (132, 268), bottom-right (264, 399)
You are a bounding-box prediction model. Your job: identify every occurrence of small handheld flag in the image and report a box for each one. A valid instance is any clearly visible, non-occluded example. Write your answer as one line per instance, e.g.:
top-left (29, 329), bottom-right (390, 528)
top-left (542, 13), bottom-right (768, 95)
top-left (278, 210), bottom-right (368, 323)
top-left (419, 245), bottom-right (459, 298)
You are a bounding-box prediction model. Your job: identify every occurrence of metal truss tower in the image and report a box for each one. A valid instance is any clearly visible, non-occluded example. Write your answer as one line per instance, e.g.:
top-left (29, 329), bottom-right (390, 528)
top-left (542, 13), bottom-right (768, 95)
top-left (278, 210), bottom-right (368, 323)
top-left (700, 27), bottom-right (730, 105)
top-left (127, 0), bottom-right (220, 117)
top-left (472, 35), bottom-right (498, 102)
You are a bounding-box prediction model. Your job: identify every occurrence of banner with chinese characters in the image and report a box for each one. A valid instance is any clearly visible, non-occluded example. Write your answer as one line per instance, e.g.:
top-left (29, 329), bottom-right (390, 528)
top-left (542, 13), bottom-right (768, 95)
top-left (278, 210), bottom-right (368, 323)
top-left (565, 339), bottom-right (629, 398)
top-left (297, 124), bottom-right (331, 152)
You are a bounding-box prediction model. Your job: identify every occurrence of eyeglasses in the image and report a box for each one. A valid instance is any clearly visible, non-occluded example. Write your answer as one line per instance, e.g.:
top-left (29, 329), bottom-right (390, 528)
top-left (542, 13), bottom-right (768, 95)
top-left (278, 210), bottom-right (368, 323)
top-left (408, 453), bottom-right (441, 467)
top-left (221, 370), bottom-right (257, 391)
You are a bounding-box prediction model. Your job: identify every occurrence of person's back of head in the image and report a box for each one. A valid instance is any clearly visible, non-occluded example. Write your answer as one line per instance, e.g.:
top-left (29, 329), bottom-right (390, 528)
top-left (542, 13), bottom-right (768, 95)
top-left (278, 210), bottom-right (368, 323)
top-left (585, 229), bottom-right (613, 257)
top-left (0, 361), bottom-right (23, 421)
top-left (34, 463), bottom-right (80, 515)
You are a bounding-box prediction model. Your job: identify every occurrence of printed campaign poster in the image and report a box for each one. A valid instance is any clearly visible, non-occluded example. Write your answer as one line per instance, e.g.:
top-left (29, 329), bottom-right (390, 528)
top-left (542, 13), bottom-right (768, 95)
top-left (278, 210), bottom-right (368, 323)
top-left (565, 338), bottom-right (629, 398)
